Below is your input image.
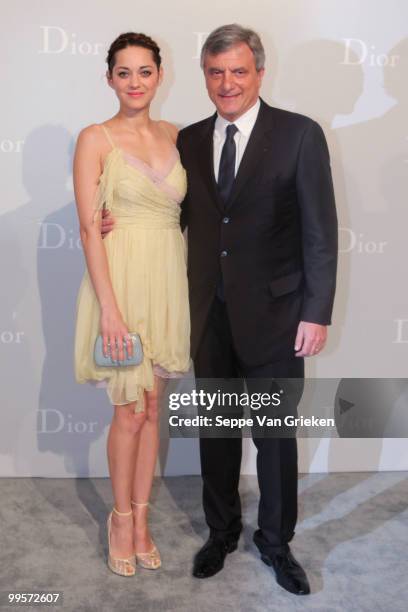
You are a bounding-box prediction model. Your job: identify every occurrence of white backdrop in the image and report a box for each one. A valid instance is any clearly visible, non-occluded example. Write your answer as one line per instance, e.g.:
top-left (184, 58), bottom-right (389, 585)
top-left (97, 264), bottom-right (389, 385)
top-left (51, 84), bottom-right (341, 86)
top-left (1, 0), bottom-right (407, 477)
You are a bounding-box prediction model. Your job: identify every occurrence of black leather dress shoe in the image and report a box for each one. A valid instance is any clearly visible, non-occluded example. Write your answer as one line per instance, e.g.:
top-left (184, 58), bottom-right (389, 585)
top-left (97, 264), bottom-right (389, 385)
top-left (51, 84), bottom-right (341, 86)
top-left (192, 537), bottom-right (238, 578)
top-left (261, 549), bottom-right (310, 595)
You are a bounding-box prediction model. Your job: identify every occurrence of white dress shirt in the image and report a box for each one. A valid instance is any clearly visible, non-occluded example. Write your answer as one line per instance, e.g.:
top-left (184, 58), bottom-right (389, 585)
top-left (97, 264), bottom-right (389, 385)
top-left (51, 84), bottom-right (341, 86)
top-left (213, 97), bottom-right (261, 181)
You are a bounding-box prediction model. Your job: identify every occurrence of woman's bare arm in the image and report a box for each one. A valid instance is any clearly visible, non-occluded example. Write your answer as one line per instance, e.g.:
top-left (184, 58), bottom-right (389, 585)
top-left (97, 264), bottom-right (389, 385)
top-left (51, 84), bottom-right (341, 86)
top-left (74, 125), bottom-right (131, 361)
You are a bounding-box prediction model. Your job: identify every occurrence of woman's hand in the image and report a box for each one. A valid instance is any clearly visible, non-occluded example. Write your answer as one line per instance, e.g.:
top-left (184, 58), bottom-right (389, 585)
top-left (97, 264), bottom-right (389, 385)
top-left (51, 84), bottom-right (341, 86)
top-left (100, 307), bottom-right (134, 362)
top-left (101, 209), bottom-right (115, 238)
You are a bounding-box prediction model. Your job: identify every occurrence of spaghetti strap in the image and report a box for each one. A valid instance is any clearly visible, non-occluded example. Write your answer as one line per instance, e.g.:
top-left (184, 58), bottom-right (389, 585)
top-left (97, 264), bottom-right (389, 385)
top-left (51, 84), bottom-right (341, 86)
top-left (100, 124), bottom-right (115, 149)
top-left (159, 121), bottom-right (177, 147)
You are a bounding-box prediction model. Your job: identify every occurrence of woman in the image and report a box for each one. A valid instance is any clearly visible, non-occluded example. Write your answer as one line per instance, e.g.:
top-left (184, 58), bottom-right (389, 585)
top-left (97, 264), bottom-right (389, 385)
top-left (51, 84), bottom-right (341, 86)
top-left (73, 32), bottom-right (190, 577)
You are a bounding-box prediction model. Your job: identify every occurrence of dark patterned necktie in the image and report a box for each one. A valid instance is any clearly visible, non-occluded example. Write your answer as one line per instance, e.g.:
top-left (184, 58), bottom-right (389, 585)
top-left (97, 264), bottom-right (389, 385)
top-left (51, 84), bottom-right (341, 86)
top-left (216, 123), bottom-right (238, 301)
top-left (217, 123), bottom-right (238, 205)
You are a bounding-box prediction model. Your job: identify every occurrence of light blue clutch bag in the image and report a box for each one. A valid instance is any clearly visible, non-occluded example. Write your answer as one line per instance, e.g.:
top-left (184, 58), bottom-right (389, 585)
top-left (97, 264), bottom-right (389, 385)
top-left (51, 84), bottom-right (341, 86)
top-left (94, 333), bottom-right (143, 367)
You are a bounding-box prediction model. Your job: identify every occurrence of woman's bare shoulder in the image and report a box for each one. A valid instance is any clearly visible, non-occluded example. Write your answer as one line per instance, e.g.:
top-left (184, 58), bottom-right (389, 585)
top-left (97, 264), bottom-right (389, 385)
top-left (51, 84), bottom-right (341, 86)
top-left (158, 120), bottom-right (179, 144)
top-left (76, 123), bottom-right (106, 146)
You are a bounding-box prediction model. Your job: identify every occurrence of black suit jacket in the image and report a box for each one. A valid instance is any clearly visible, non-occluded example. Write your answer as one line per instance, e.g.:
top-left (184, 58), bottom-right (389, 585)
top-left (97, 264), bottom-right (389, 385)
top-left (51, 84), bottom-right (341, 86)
top-left (177, 98), bottom-right (338, 367)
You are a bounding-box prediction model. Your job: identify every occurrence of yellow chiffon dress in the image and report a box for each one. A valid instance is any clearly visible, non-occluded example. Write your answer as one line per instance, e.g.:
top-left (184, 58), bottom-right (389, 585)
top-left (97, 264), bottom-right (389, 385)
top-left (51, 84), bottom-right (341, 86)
top-left (74, 124), bottom-right (191, 412)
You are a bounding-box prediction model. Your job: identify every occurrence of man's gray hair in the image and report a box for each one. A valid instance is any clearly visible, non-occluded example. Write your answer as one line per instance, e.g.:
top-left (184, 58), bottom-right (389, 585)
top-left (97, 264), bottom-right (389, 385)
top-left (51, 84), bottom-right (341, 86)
top-left (200, 24), bottom-right (265, 71)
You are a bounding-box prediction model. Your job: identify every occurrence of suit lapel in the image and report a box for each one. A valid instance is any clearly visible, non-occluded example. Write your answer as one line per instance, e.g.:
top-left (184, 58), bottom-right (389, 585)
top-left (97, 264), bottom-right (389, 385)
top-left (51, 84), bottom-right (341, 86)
top-left (194, 100), bottom-right (276, 214)
top-left (196, 113), bottom-right (224, 214)
top-left (225, 99), bottom-right (275, 211)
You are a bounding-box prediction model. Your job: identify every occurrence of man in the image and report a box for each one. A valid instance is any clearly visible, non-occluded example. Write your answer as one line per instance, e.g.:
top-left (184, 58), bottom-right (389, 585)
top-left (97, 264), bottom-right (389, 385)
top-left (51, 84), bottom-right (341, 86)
top-left (177, 24), bottom-right (337, 596)
top-left (103, 24), bottom-right (337, 595)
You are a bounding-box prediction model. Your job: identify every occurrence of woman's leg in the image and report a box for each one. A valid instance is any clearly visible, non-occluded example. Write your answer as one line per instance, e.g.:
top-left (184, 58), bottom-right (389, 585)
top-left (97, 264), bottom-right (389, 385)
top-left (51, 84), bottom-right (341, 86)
top-left (107, 401), bottom-right (146, 558)
top-left (131, 375), bottom-right (165, 552)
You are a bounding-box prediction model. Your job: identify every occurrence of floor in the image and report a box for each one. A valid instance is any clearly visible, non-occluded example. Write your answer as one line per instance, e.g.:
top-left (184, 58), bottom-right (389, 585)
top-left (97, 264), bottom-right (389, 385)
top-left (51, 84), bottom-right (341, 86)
top-left (0, 472), bottom-right (407, 611)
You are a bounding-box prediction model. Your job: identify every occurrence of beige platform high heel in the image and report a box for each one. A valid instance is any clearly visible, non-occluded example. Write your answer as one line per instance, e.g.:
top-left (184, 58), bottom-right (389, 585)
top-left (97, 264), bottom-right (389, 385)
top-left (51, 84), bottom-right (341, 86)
top-left (131, 500), bottom-right (162, 569)
top-left (107, 507), bottom-right (136, 577)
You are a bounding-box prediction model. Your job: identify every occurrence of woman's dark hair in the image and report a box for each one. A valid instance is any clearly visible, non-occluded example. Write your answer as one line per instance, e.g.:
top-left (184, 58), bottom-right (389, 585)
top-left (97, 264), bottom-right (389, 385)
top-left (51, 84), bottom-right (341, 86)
top-left (106, 32), bottom-right (161, 74)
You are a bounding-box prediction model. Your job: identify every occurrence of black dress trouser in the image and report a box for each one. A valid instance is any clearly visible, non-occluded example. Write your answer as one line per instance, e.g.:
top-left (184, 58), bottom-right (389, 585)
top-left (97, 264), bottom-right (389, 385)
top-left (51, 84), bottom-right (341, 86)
top-left (194, 295), bottom-right (304, 556)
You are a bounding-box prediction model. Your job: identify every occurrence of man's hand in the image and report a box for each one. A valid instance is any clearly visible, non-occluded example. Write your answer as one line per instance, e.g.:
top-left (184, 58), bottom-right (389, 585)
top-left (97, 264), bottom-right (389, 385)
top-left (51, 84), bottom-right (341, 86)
top-left (101, 209), bottom-right (115, 238)
top-left (294, 321), bottom-right (327, 357)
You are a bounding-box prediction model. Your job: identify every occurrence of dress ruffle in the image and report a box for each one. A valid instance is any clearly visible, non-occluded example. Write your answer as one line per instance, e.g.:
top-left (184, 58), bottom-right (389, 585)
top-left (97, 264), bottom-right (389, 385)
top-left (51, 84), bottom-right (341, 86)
top-left (92, 147), bottom-right (123, 221)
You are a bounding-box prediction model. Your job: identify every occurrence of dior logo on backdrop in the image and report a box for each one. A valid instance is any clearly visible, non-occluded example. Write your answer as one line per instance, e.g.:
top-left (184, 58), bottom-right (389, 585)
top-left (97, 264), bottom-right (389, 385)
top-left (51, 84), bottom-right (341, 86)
top-left (193, 32), bottom-right (209, 59)
top-left (38, 222), bottom-right (82, 250)
top-left (38, 409), bottom-right (98, 434)
top-left (0, 139), bottom-right (24, 153)
top-left (341, 39), bottom-right (399, 67)
top-left (339, 227), bottom-right (387, 254)
top-left (393, 319), bottom-right (408, 344)
top-left (38, 26), bottom-right (104, 56)
top-left (1, 312), bottom-right (25, 344)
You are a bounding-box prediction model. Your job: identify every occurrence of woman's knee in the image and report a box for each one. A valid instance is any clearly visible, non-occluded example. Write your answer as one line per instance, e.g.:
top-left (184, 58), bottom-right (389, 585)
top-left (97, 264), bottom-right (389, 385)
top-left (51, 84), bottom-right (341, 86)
top-left (113, 404), bottom-right (147, 433)
top-left (146, 406), bottom-right (160, 424)
top-left (145, 394), bottom-right (160, 423)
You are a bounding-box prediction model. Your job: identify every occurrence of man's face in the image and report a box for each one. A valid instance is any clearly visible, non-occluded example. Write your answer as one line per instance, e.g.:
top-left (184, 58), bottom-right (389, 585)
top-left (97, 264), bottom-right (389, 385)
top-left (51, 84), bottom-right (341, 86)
top-left (203, 42), bottom-right (264, 121)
